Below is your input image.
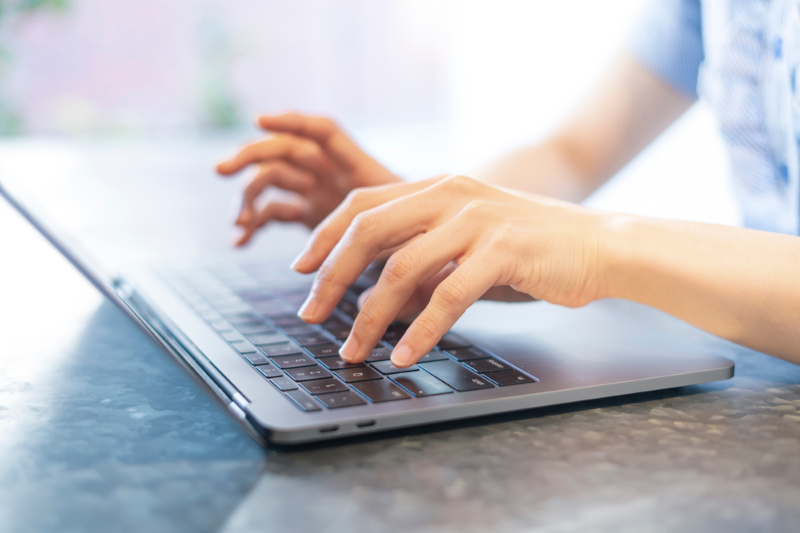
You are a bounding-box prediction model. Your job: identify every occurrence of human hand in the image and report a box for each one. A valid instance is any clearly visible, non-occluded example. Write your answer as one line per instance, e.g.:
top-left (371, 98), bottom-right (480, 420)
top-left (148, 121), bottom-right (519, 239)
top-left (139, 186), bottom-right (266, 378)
top-left (216, 112), bottom-right (402, 245)
top-left (291, 175), bottom-right (610, 367)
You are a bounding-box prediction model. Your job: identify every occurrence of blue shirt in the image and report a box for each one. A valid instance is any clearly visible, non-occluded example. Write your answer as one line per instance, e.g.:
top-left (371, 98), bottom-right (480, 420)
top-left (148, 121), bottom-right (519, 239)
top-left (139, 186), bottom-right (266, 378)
top-left (628, 0), bottom-right (800, 235)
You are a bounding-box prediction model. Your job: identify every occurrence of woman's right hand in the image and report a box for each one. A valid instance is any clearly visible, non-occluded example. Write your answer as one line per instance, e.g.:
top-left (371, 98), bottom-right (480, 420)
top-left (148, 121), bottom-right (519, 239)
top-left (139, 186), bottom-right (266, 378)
top-left (216, 112), bottom-right (402, 245)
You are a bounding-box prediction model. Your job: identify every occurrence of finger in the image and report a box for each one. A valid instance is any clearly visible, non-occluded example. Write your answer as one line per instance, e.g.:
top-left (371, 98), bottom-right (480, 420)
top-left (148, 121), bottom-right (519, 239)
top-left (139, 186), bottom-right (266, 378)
top-left (237, 161), bottom-right (315, 225)
top-left (216, 136), bottom-right (293, 176)
top-left (359, 267), bottom-right (533, 318)
top-left (235, 200), bottom-right (306, 247)
top-left (390, 253), bottom-right (500, 367)
top-left (395, 263), bottom-right (458, 321)
top-left (355, 265), bottom-right (458, 322)
top-left (216, 134), bottom-right (336, 178)
top-left (339, 221), bottom-right (477, 362)
top-left (291, 176), bottom-right (446, 273)
top-left (256, 113), bottom-right (367, 170)
top-left (295, 180), bottom-right (448, 324)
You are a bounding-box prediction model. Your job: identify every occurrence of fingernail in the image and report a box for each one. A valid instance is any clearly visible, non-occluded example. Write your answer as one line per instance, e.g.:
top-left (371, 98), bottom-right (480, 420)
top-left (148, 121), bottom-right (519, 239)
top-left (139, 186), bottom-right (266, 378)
top-left (339, 335), bottom-right (360, 362)
top-left (391, 344), bottom-right (413, 367)
top-left (298, 292), bottom-right (318, 321)
top-left (290, 250), bottom-right (311, 272)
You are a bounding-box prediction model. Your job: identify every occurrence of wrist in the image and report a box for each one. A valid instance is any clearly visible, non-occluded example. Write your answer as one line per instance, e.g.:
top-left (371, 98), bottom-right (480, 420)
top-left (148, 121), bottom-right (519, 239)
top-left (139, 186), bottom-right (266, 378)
top-left (596, 213), bottom-right (647, 302)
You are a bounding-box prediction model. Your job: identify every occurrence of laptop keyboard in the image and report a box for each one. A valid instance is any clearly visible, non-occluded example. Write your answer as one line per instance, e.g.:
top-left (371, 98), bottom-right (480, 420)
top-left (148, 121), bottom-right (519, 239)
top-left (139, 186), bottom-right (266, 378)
top-left (163, 264), bottom-right (537, 412)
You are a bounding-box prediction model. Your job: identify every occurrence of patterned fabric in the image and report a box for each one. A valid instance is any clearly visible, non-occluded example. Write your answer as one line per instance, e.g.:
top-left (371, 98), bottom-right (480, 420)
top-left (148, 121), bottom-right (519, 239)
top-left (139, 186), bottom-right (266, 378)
top-left (628, 0), bottom-right (800, 235)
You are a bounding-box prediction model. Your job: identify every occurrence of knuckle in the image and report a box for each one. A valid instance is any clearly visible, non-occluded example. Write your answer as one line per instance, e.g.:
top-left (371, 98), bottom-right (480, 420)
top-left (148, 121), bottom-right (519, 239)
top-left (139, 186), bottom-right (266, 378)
top-left (410, 316), bottom-right (440, 344)
top-left (315, 261), bottom-right (338, 285)
top-left (350, 209), bottom-right (381, 236)
top-left (343, 187), bottom-right (369, 210)
top-left (382, 251), bottom-right (418, 286)
top-left (441, 174), bottom-right (477, 191)
top-left (435, 277), bottom-right (470, 308)
top-left (355, 304), bottom-right (380, 331)
top-left (461, 199), bottom-right (493, 220)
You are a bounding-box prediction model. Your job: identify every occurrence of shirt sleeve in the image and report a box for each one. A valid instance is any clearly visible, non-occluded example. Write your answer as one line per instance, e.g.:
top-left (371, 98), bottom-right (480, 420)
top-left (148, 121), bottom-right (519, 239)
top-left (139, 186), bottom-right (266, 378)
top-left (626, 0), bottom-right (704, 99)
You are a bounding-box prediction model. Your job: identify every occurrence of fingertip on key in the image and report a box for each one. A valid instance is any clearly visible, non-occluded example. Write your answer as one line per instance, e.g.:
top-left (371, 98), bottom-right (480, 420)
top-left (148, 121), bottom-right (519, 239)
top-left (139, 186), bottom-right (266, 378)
top-left (339, 335), bottom-right (360, 362)
top-left (390, 344), bottom-right (414, 368)
top-left (298, 293), bottom-right (319, 322)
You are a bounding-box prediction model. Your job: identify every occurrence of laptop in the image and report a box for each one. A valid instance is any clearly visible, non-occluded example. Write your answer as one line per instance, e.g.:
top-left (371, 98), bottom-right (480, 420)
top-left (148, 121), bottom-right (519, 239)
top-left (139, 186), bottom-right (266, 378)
top-left (0, 143), bottom-right (734, 445)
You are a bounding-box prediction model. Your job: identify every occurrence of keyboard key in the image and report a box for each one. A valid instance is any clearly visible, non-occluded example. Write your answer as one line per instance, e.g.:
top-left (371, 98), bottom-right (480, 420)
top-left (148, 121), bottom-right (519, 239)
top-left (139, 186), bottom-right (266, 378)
top-left (417, 350), bottom-right (448, 363)
top-left (281, 325), bottom-right (318, 336)
top-left (221, 330), bottom-right (246, 343)
top-left (291, 332), bottom-right (333, 347)
top-left (371, 360), bottom-right (419, 375)
top-left (260, 342), bottom-right (303, 357)
top-left (325, 326), bottom-right (352, 340)
top-left (270, 353), bottom-right (316, 369)
top-left (381, 325), bottom-right (406, 341)
top-left (209, 319), bottom-right (234, 332)
top-left (334, 367), bottom-right (383, 382)
top-left (249, 332), bottom-right (289, 346)
top-left (463, 358), bottom-right (509, 373)
top-left (217, 303), bottom-right (253, 314)
top-left (443, 346), bottom-right (494, 362)
top-left (253, 301), bottom-right (294, 316)
top-left (320, 317), bottom-right (349, 330)
top-left (382, 338), bottom-right (400, 347)
top-left (285, 366), bottom-right (332, 382)
top-left (420, 360), bottom-right (494, 391)
top-left (336, 300), bottom-right (359, 319)
top-left (272, 315), bottom-right (306, 327)
top-left (365, 345), bottom-right (393, 362)
top-left (392, 371), bottom-right (454, 397)
top-left (256, 363), bottom-right (283, 378)
top-left (238, 290), bottom-right (275, 302)
top-left (236, 322), bottom-right (275, 335)
top-left (301, 378), bottom-right (350, 395)
top-left (224, 311), bottom-right (263, 324)
top-left (318, 356), bottom-right (365, 371)
top-left (198, 309), bottom-right (223, 322)
top-left (284, 390), bottom-right (322, 412)
top-left (483, 369), bottom-right (536, 386)
top-left (306, 343), bottom-right (341, 358)
top-left (242, 350), bottom-right (270, 365)
top-left (315, 390), bottom-right (367, 409)
top-left (230, 340), bottom-right (258, 354)
top-left (437, 332), bottom-right (471, 350)
top-left (351, 380), bottom-right (411, 403)
top-left (270, 376), bottom-right (298, 391)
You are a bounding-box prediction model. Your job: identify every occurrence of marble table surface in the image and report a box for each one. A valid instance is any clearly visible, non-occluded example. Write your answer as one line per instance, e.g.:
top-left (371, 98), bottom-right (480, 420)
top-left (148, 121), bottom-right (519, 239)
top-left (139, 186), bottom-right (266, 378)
top-left (2, 140), bottom-right (800, 533)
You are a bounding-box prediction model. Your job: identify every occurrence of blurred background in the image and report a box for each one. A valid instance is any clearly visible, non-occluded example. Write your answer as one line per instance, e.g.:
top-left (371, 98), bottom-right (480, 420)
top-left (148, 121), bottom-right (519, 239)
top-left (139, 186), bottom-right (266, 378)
top-left (0, 0), bottom-right (738, 220)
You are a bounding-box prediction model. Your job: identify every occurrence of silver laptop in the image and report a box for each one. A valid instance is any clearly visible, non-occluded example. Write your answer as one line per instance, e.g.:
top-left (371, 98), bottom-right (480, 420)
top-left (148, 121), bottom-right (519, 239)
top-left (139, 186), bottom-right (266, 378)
top-left (0, 146), bottom-right (734, 445)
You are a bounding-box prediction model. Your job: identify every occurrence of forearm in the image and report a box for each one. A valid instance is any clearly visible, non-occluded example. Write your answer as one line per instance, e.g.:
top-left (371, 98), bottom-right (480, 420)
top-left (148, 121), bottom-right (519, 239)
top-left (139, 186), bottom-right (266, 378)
top-left (475, 52), bottom-right (694, 202)
top-left (474, 139), bottom-right (594, 202)
top-left (602, 216), bottom-right (800, 363)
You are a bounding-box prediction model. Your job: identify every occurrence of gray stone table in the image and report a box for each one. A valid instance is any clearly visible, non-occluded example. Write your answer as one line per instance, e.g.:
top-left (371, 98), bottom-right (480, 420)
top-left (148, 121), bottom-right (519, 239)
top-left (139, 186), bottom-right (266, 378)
top-left (2, 140), bottom-right (800, 533)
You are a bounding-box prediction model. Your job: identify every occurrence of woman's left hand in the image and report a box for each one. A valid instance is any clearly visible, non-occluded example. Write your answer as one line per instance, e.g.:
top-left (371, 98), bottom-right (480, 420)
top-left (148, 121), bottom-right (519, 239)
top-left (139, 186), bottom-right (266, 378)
top-left (291, 175), bottom-right (611, 367)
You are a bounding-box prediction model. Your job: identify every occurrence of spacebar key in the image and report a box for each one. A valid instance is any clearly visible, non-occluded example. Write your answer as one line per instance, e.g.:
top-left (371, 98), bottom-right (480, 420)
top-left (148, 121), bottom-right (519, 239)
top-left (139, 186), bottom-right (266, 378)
top-left (419, 360), bottom-right (494, 391)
